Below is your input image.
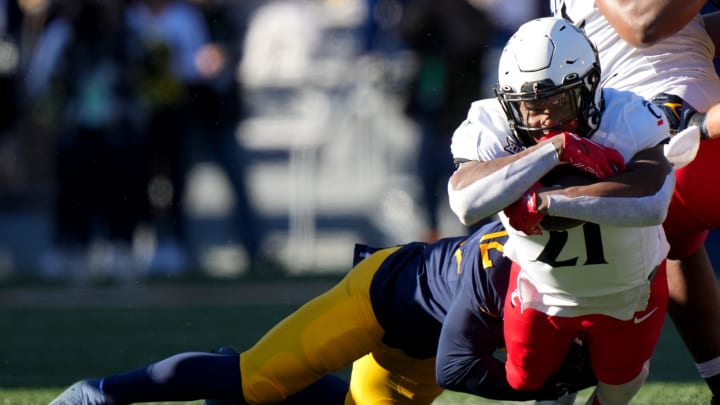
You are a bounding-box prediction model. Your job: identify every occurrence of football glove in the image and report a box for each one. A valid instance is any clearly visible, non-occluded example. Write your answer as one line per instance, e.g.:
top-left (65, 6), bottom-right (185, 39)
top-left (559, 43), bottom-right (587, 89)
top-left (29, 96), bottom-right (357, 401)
top-left (551, 132), bottom-right (626, 179)
top-left (504, 182), bottom-right (544, 235)
top-left (651, 92), bottom-right (708, 139)
top-left (664, 126), bottom-right (701, 169)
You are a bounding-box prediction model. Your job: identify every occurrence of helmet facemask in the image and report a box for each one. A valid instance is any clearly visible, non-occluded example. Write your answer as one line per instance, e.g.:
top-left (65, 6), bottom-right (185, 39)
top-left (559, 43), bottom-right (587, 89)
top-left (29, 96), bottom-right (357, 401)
top-left (495, 67), bottom-right (601, 147)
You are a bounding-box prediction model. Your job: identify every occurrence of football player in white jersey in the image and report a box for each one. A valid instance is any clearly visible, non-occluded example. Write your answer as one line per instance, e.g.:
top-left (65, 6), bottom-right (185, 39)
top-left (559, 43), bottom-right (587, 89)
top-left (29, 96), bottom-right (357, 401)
top-left (551, 1), bottom-right (720, 402)
top-left (447, 17), bottom-right (675, 404)
top-left (550, 0), bottom-right (719, 109)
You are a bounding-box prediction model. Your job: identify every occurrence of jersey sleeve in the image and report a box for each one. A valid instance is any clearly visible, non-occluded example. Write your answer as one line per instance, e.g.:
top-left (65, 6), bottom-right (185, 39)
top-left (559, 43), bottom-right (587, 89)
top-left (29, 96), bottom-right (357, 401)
top-left (593, 89), bottom-right (671, 160)
top-left (450, 98), bottom-right (514, 164)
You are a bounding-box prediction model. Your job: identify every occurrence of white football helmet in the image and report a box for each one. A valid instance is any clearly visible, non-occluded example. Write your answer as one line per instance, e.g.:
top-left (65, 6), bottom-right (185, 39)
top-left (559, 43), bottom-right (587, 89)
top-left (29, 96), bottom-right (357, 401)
top-left (495, 17), bottom-right (602, 148)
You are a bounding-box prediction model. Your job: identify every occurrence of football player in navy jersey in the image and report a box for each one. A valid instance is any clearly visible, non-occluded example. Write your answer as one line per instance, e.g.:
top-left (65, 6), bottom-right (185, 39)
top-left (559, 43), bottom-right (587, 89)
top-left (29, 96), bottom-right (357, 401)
top-left (49, 220), bottom-right (594, 405)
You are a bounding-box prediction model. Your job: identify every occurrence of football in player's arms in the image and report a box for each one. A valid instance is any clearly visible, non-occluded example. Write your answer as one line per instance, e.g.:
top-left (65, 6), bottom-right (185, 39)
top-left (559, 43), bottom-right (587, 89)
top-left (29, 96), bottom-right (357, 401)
top-left (538, 165), bottom-right (597, 231)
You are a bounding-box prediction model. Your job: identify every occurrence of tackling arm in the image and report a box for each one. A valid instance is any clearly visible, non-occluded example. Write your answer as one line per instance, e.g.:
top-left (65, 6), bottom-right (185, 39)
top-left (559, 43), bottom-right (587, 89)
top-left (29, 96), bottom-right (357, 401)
top-left (436, 244), bottom-right (596, 400)
top-left (595, 0), bottom-right (706, 47)
top-left (436, 304), bottom-right (561, 401)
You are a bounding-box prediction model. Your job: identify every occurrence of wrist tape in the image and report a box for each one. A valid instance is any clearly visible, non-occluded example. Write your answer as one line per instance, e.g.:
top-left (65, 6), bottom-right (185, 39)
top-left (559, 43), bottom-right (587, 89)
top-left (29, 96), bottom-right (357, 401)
top-left (688, 112), bottom-right (709, 140)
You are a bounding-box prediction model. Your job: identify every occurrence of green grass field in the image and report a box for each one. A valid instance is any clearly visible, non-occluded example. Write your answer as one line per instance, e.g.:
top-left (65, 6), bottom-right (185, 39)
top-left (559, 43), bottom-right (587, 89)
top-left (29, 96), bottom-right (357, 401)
top-left (0, 280), bottom-right (712, 404)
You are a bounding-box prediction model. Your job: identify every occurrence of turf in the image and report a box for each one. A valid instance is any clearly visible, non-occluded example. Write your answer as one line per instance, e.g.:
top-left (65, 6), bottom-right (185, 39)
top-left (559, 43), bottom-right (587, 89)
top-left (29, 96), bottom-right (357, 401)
top-left (0, 289), bottom-right (711, 404)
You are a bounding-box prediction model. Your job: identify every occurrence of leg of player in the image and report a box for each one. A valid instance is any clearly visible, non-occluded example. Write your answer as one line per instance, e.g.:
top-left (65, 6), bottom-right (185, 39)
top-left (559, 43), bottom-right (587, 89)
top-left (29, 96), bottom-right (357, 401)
top-left (50, 247), bottom-right (397, 405)
top-left (591, 263), bottom-right (668, 404)
top-left (667, 247), bottom-right (720, 401)
top-left (50, 351), bottom-right (348, 405)
top-left (585, 360), bottom-right (649, 405)
top-left (50, 352), bottom-right (244, 404)
top-left (203, 346), bottom-right (348, 405)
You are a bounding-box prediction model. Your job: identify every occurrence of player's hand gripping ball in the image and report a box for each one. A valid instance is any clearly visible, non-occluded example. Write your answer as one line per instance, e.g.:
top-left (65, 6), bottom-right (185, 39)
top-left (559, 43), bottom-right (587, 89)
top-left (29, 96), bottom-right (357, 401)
top-left (503, 182), bottom-right (544, 235)
top-left (543, 132), bottom-right (626, 179)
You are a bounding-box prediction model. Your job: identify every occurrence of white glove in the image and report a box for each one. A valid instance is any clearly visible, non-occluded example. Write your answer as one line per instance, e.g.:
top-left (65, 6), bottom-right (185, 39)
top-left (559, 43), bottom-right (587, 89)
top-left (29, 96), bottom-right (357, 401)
top-left (664, 126), bottom-right (700, 170)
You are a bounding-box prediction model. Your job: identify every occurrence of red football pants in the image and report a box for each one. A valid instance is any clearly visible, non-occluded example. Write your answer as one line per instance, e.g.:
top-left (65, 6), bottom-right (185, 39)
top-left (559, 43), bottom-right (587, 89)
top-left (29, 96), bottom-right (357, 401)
top-left (503, 261), bottom-right (668, 389)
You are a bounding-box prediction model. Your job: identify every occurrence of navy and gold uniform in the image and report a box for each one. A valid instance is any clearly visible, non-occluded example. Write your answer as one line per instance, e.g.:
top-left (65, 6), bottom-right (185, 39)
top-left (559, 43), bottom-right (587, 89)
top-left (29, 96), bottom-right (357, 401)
top-left (240, 221), bottom-right (572, 404)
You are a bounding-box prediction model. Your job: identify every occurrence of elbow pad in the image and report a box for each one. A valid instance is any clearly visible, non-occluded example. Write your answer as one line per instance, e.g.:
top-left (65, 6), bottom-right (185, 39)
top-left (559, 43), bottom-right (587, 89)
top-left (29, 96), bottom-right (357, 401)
top-left (449, 143), bottom-right (560, 226)
top-left (545, 171), bottom-right (675, 226)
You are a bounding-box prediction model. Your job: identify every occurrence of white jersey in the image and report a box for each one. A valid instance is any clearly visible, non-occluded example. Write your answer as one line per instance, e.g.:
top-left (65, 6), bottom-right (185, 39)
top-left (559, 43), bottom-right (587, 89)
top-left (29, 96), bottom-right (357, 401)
top-left (550, 0), bottom-right (720, 110)
top-left (451, 89), bottom-right (670, 320)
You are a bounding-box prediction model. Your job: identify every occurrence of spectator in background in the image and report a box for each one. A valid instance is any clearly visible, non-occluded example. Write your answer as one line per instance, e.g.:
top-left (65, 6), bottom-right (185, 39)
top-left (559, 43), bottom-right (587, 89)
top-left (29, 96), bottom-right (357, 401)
top-left (0, 0), bottom-right (21, 137)
top-left (184, 0), bottom-right (273, 275)
top-left (25, 0), bottom-right (148, 281)
top-left (0, 0), bottom-right (24, 195)
top-left (125, 0), bottom-right (210, 275)
top-left (358, 0), bottom-right (406, 54)
top-left (11, 1), bottom-right (60, 200)
top-left (398, 0), bottom-right (495, 242)
top-left (475, 0), bottom-right (547, 98)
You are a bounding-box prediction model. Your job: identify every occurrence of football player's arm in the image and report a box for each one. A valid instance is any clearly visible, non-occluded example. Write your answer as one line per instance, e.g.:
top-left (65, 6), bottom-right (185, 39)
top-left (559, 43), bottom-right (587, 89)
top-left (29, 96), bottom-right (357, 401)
top-left (705, 11), bottom-right (720, 56)
top-left (448, 141), bottom-right (561, 226)
top-left (595, 0), bottom-right (706, 47)
top-left (536, 144), bottom-right (675, 226)
top-left (448, 133), bottom-right (625, 226)
top-left (706, 104), bottom-right (720, 140)
top-left (436, 303), bottom-right (545, 400)
top-left (435, 282), bottom-right (563, 401)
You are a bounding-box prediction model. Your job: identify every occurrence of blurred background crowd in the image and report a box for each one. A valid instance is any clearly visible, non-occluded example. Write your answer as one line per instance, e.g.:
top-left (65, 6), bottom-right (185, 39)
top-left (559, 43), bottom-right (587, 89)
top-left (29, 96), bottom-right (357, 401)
top-left (5, 0), bottom-right (716, 285)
